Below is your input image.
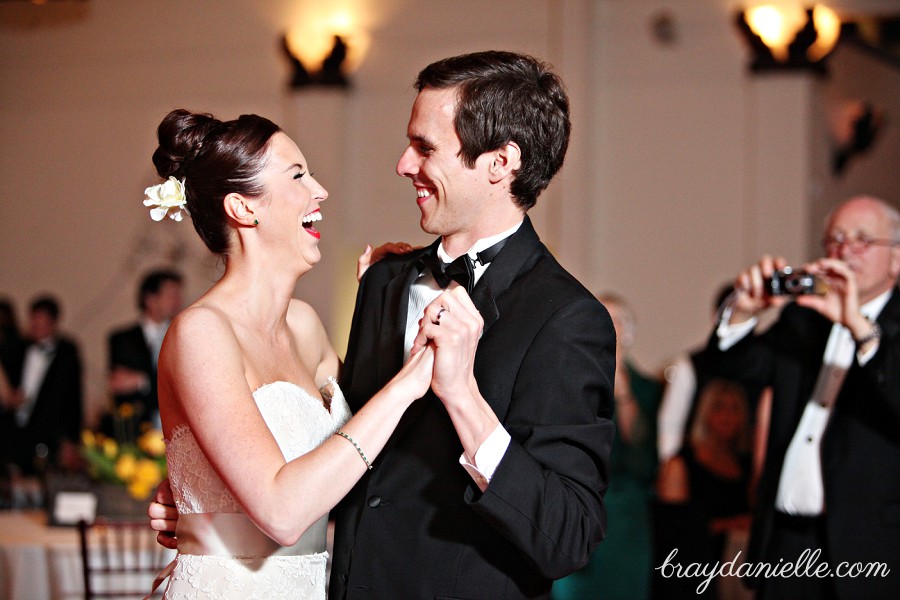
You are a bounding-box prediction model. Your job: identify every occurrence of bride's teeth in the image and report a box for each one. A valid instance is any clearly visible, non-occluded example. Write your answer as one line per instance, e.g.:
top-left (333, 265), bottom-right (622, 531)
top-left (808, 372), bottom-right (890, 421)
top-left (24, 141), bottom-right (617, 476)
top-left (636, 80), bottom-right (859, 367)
top-left (417, 189), bottom-right (430, 198)
top-left (302, 211), bottom-right (322, 225)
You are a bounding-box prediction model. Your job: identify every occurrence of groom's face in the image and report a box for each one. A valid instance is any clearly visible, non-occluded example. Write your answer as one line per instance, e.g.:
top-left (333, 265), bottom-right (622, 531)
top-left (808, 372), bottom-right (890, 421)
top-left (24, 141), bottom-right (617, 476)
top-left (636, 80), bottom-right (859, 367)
top-left (397, 87), bottom-right (491, 247)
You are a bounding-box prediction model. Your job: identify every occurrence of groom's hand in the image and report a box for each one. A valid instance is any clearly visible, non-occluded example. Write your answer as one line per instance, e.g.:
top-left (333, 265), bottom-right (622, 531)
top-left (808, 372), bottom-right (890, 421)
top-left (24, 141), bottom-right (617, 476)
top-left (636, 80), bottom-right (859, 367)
top-left (148, 478), bottom-right (179, 550)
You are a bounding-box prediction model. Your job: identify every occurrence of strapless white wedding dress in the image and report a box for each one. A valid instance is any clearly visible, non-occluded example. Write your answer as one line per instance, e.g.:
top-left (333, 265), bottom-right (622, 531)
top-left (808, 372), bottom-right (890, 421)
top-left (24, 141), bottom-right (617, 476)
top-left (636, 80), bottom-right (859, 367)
top-left (162, 379), bottom-right (351, 600)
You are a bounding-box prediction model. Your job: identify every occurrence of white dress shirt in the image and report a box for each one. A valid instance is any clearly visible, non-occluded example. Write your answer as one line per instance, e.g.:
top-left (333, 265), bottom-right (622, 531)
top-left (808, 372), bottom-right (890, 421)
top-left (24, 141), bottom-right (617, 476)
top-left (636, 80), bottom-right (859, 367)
top-left (17, 338), bottom-right (56, 427)
top-left (404, 222), bottom-right (521, 491)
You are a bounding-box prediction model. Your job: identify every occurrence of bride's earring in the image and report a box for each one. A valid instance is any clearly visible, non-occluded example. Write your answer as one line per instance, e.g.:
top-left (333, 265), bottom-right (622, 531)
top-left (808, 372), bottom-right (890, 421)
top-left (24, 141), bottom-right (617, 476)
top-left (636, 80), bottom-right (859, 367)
top-left (253, 219), bottom-right (259, 226)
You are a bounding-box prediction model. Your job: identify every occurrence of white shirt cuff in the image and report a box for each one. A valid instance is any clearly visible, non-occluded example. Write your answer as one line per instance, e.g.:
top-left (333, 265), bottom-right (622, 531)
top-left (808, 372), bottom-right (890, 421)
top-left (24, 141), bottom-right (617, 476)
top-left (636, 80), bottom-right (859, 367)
top-left (657, 356), bottom-right (696, 462)
top-left (459, 424), bottom-right (511, 492)
top-left (716, 306), bottom-right (757, 351)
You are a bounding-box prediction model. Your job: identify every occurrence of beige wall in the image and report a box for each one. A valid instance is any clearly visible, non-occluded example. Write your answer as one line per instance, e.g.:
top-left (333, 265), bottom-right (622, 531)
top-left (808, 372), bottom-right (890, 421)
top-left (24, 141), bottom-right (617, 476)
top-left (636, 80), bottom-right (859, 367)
top-left (1, 0), bottom-right (898, 424)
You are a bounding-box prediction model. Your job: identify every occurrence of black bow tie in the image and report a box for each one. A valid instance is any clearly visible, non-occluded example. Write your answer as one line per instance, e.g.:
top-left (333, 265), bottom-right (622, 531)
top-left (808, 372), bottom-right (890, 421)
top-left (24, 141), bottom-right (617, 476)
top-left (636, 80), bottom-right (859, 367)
top-left (421, 238), bottom-right (508, 294)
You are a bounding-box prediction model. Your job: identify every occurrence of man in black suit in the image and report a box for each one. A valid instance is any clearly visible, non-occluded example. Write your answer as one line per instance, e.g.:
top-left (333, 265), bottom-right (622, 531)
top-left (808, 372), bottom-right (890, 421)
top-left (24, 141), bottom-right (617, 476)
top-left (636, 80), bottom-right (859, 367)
top-left (706, 195), bottom-right (900, 599)
top-left (107, 269), bottom-right (183, 425)
top-left (0, 295), bottom-right (82, 475)
top-left (330, 51), bottom-right (616, 600)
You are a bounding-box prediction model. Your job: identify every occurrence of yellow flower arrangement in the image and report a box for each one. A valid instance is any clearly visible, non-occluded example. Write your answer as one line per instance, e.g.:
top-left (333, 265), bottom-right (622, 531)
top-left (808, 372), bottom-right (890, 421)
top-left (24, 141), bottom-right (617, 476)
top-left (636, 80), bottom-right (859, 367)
top-left (81, 405), bottom-right (167, 500)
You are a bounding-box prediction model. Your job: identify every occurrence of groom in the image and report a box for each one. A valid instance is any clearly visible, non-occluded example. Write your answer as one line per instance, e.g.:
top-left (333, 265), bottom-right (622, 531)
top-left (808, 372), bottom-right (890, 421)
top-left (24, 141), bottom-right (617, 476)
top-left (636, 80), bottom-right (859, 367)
top-left (331, 51), bottom-right (616, 599)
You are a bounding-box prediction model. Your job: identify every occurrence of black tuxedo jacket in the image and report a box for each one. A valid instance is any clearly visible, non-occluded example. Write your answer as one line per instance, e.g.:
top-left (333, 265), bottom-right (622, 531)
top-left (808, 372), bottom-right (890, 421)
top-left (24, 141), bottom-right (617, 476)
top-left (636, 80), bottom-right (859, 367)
top-left (108, 324), bottom-right (157, 420)
top-left (705, 291), bottom-right (900, 599)
top-left (332, 217), bottom-right (616, 599)
top-left (4, 337), bottom-right (82, 472)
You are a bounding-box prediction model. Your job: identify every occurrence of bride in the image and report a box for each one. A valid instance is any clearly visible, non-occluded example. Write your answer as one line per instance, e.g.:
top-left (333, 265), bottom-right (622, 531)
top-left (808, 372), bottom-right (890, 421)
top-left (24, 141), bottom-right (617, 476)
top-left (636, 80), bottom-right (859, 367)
top-left (144, 109), bottom-right (433, 599)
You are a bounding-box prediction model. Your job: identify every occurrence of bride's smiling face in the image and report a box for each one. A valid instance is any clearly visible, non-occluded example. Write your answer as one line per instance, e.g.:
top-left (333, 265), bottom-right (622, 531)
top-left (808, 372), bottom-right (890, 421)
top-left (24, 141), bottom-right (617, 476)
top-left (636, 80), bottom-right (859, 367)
top-left (256, 132), bottom-right (328, 269)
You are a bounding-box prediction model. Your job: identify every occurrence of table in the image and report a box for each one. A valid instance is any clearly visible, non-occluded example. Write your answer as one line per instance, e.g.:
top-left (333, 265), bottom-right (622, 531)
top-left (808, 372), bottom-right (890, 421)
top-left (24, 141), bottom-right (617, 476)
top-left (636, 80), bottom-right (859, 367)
top-left (0, 510), bottom-right (83, 599)
top-left (0, 510), bottom-right (174, 599)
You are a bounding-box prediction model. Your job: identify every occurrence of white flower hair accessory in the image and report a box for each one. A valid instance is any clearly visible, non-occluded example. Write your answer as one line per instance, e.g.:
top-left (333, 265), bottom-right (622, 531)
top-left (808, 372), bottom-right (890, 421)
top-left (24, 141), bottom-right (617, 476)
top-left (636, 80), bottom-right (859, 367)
top-left (143, 176), bottom-right (188, 222)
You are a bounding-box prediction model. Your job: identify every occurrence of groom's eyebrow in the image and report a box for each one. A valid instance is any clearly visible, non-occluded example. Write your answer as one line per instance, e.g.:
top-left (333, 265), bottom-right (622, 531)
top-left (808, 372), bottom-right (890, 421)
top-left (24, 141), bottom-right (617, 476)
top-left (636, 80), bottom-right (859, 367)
top-left (408, 134), bottom-right (436, 150)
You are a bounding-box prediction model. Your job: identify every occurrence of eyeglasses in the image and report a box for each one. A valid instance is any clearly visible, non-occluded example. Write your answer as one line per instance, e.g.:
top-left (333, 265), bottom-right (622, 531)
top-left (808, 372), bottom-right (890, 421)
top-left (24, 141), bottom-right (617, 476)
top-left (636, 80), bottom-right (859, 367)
top-left (822, 233), bottom-right (900, 254)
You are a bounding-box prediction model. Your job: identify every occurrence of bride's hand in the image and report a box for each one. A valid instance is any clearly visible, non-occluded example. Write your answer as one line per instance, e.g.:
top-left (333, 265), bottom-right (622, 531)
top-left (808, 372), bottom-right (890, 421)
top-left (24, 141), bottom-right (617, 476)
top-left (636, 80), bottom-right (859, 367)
top-left (357, 242), bottom-right (416, 281)
top-left (148, 478), bottom-right (179, 550)
top-left (390, 344), bottom-right (435, 401)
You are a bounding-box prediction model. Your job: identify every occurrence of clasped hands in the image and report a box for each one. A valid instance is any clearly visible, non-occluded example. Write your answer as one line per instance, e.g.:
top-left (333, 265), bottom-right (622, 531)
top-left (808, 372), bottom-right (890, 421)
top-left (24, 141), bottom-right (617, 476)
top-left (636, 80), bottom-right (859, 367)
top-left (356, 240), bottom-right (486, 401)
top-left (388, 284), bottom-right (484, 406)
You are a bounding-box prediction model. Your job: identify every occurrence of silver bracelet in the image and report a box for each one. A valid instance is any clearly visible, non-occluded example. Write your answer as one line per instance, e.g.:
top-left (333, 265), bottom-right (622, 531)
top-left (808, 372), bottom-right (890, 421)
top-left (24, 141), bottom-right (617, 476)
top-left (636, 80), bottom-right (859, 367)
top-left (335, 430), bottom-right (373, 470)
top-left (855, 318), bottom-right (882, 346)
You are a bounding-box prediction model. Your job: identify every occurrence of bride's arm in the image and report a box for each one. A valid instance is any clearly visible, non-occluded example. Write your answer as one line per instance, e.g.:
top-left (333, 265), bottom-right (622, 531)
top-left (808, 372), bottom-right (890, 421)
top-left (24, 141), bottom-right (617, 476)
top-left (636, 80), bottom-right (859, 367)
top-left (161, 306), bottom-right (432, 547)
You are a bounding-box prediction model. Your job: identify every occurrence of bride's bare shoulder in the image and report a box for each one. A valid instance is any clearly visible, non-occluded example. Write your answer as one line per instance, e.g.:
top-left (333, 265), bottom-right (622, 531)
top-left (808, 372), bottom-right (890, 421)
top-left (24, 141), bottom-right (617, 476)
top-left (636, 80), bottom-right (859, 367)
top-left (285, 298), bottom-right (324, 329)
top-left (167, 303), bottom-right (237, 347)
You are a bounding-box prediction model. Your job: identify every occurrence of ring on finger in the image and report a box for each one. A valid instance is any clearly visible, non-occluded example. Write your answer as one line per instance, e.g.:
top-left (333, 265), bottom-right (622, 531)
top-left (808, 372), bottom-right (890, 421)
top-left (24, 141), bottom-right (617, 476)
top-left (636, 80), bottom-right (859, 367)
top-left (434, 307), bottom-right (448, 325)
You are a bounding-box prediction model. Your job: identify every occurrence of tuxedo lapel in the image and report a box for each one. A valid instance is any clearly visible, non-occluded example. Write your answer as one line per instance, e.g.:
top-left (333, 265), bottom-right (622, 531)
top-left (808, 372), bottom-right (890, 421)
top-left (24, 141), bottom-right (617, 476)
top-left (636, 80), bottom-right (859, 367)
top-left (378, 256), bottom-right (426, 386)
top-left (472, 216), bottom-right (541, 335)
top-left (875, 287), bottom-right (900, 338)
top-left (370, 243), bottom-right (439, 465)
top-left (134, 327), bottom-right (155, 372)
top-left (784, 310), bottom-right (834, 424)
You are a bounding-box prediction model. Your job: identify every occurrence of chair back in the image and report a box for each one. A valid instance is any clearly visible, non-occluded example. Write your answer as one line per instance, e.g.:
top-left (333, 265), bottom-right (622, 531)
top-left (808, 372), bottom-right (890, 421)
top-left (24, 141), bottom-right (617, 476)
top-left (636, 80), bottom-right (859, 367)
top-left (77, 518), bottom-right (172, 599)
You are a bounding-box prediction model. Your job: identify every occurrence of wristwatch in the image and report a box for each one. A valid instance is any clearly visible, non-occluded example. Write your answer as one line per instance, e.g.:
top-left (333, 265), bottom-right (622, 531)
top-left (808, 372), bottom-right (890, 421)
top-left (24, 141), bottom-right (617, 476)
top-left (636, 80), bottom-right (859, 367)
top-left (854, 317), bottom-right (882, 346)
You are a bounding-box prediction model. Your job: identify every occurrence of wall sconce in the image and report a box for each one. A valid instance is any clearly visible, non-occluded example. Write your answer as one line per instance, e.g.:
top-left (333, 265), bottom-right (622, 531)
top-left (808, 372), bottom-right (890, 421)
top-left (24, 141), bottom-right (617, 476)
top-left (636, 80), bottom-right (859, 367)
top-left (280, 8), bottom-right (370, 89)
top-left (281, 34), bottom-right (351, 88)
top-left (736, 3), bottom-right (841, 74)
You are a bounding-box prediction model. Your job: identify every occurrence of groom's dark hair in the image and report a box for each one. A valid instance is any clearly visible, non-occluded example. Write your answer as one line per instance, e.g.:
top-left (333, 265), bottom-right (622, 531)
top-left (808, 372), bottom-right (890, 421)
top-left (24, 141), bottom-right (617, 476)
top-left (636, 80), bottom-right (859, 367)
top-left (415, 50), bottom-right (570, 212)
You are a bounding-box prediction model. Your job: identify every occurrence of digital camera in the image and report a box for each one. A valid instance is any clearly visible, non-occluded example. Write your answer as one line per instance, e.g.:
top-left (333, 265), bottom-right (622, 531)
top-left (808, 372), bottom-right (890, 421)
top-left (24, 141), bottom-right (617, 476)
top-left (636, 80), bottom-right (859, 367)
top-left (765, 266), bottom-right (826, 296)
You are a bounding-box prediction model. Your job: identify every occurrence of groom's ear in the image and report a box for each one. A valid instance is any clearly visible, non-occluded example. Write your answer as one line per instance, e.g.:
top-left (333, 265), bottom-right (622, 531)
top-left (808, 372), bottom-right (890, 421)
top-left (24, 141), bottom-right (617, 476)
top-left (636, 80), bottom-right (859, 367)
top-left (487, 141), bottom-right (522, 184)
top-left (223, 193), bottom-right (257, 227)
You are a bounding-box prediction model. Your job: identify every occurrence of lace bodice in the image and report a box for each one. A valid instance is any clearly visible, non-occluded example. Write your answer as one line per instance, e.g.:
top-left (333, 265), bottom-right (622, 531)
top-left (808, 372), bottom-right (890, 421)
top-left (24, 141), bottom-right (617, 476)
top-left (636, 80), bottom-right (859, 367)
top-left (166, 379), bottom-right (351, 515)
top-left (162, 379), bottom-right (351, 600)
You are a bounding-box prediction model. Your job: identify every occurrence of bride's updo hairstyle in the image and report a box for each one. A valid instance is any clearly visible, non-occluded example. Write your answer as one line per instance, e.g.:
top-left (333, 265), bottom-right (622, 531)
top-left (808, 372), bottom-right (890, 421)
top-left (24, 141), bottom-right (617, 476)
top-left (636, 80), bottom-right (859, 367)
top-left (152, 109), bottom-right (281, 254)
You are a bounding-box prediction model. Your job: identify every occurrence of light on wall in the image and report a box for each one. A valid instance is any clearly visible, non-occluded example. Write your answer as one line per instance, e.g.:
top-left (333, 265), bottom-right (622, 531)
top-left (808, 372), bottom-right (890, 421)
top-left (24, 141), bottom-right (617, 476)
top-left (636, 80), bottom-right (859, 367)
top-left (280, 7), bottom-right (371, 89)
top-left (736, 3), bottom-right (841, 74)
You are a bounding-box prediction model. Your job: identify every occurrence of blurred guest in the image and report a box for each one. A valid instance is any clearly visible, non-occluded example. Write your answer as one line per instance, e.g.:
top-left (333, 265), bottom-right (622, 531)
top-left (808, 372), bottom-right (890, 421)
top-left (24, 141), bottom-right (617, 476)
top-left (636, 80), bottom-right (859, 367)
top-left (0, 297), bottom-right (23, 379)
top-left (0, 297), bottom-right (20, 505)
top-left (0, 297), bottom-right (22, 411)
top-left (1, 295), bottom-right (83, 476)
top-left (657, 283), bottom-right (770, 463)
top-left (553, 293), bottom-right (662, 600)
top-left (107, 269), bottom-right (183, 426)
top-left (654, 378), bottom-right (753, 599)
top-left (706, 195), bottom-right (900, 599)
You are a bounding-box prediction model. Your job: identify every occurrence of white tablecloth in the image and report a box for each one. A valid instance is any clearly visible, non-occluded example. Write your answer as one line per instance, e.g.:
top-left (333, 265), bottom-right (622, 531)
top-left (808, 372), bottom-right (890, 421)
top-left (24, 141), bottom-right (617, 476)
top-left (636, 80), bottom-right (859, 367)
top-left (0, 510), bottom-right (174, 600)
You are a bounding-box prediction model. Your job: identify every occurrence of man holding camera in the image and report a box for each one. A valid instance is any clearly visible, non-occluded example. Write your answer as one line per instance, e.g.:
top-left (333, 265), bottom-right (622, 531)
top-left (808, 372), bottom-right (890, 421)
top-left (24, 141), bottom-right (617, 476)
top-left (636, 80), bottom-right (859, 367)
top-left (707, 195), bottom-right (900, 599)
